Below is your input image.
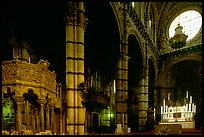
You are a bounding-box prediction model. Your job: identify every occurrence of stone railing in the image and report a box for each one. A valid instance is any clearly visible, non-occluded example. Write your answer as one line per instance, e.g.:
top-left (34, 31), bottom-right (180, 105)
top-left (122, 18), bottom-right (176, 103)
top-left (2, 59), bottom-right (57, 93)
top-left (159, 44), bottom-right (202, 65)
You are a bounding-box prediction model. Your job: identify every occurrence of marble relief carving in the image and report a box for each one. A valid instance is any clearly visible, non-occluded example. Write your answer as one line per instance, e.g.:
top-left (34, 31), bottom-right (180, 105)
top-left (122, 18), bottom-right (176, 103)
top-left (2, 59), bottom-right (56, 90)
top-left (2, 59), bottom-right (57, 100)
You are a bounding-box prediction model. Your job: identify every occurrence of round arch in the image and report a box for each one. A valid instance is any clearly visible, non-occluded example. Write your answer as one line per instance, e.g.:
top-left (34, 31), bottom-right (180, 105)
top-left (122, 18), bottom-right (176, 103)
top-left (19, 87), bottom-right (41, 99)
top-left (127, 33), bottom-right (144, 132)
top-left (109, 2), bottom-right (123, 41)
top-left (157, 54), bottom-right (202, 87)
top-left (126, 29), bottom-right (146, 65)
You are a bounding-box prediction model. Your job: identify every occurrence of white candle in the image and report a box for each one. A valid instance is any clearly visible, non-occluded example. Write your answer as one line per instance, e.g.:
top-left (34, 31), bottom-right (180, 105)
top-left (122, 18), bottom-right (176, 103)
top-left (163, 99), bottom-right (166, 113)
top-left (189, 103), bottom-right (191, 112)
top-left (161, 106), bottom-right (163, 114)
top-left (163, 99), bottom-right (165, 107)
top-left (168, 93), bottom-right (170, 100)
top-left (113, 80), bottom-right (116, 93)
top-left (186, 91), bottom-right (188, 98)
top-left (190, 96), bottom-right (192, 103)
top-left (194, 105), bottom-right (196, 113)
top-left (192, 103), bottom-right (194, 112)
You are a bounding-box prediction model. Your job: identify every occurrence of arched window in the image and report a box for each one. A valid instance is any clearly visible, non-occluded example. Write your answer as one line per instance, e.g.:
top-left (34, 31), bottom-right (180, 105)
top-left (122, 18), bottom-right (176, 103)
top-left (169, 10), bottom-right (202, 41)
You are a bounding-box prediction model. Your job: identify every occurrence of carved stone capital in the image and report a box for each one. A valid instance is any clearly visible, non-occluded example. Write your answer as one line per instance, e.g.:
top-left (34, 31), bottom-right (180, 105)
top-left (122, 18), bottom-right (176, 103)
top-left (50, 101), bottom-right (55, 107)
top-left (38, 99), bottom-right (47, 105)
top-left (2, 98), bottom-right (6, 106)
top-left (14, 96), bottom-right (23, 103)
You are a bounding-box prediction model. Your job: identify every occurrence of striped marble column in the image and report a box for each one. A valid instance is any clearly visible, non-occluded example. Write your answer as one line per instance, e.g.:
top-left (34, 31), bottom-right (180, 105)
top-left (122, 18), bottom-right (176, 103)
top-left (66, 2), bottom-right (85, 135)
top-left (138, 66), bottom-right (149, 130)
top-left (116, 41), bottom-right (128, 130)
top-left (76, 2), bottom-right (85, 135)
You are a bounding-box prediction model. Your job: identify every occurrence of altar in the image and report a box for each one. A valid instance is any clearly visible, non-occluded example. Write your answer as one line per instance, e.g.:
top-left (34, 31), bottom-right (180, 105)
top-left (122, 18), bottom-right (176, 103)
top-left (159, 121), bottom-right (195, 129)
top-left (160, 91), bottom-right (196, 129)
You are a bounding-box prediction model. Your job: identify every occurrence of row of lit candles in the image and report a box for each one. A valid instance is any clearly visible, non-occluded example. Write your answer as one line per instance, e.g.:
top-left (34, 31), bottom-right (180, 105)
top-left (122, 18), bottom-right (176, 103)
top-left (161, 103), bottom-right (196, 114)
top-left (161, 91), bottom-right (196, 114)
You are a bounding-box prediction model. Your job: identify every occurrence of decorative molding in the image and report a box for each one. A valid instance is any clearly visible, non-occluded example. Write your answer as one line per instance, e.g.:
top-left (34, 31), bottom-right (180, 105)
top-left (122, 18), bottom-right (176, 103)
top-left (126, 3), bottom-right (159, 57)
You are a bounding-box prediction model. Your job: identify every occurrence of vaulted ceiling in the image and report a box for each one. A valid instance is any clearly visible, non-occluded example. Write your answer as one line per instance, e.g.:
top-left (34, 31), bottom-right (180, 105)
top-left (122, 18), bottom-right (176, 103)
top-left (150, 2), bottom-right (202, 37)
top-left (146, 2), bottom-right (202, 52)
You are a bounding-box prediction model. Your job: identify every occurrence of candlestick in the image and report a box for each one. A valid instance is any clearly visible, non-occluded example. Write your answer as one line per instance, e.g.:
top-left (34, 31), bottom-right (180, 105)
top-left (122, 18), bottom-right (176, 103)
top-left (113, 80), bottom-right (116, 93)
top-left (189, 103), bottom-right (191, 112)
top-left (163, 99), bottom-right (165, 107)
top-left (186, 91), bottom-right (188, 98)
top-left (194, 105), bottom-right (196, 113)
top-left (161, 106), bottom-right (163, 114)
top-left (168, 93), bottom-right (170, 100)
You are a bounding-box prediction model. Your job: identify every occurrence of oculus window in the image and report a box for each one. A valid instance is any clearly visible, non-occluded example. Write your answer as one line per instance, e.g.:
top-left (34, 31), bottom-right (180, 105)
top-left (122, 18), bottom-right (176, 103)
top-left (169, 10), bottom-right (202, 41)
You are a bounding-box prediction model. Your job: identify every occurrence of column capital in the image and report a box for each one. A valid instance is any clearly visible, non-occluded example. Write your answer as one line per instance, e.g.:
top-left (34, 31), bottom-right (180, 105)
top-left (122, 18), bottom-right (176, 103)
top-left (38, 99), bottom-right (47, 105)
top-left (46, 106), bottom-right (50, 111)
top-left (14, 95), bottom-right (23, 102)
top-left (50, 101), bottom-right (55, 107)
top-left (2, 98), bottom-right (6, 105)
